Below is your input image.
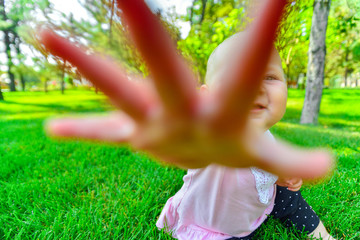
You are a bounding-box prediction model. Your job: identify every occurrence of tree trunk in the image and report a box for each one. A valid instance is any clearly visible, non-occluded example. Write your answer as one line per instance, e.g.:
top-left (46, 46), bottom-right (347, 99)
top-left (199, 0), bottom-right (207, 24)
top-left (356, 73), bottom-right (359, 87)
top-left (61, 77), bottom-right (65, 94)
top-left (344, 50), bottom-right (349, 87)
top-left (14, 35), bottom-right (25, 91)
top-left (189, 0), bottom-right (196, 26)
top-left (0, 83), bottom-right (4, 101)
top-left (61, 61), bottom-right (66, 94)
top-left (300, 0), bottom-right (331, 125)
top-left (44, 80), bottom-right (48, 93)
top-left (4, 30), bottom-right (16, 92)
top-left (0, 0), bottom-right (16, 92)
top-left (286, 62), bottom-right (291, 86)
top-left (20, 74), bottom-right (25, 91)
top-left (344, 67), bottom-right (349, 87)
top-left (286, 46), bottom-right (292, 86)
top-left (7, 66), bottom-right (16, 92)
top-left (109, 0), bottom-right (115, 44)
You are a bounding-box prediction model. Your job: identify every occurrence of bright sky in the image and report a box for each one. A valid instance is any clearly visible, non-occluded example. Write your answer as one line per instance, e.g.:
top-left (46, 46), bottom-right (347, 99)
top-left (150, 0), bottom-right (193, 37)
top-left (1, 0), bottom-right (193, 75)
top-left (51, 0), bottom-right (192, 17)
top-left (51, 0), bottom-right (193, 38)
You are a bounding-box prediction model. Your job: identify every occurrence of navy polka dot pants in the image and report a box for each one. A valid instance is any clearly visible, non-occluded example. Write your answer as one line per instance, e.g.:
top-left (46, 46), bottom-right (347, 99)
top-left (227, 185), bottom-right (320, 240)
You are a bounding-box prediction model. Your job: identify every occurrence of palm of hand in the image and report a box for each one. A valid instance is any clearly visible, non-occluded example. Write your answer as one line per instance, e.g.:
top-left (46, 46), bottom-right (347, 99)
top-left (41, 0), bottom-right (333, 179)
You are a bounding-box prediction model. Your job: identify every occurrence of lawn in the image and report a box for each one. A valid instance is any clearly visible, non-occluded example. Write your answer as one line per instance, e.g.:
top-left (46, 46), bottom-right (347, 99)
top-left (0, 89), bottom-right (359, 239)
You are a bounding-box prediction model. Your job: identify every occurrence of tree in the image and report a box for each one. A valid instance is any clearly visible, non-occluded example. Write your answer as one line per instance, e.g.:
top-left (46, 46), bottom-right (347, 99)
top-left (325, 0), bottom-right (360, 88)
top-left (300, 0), bottom-right (331, 125)
top-left (276, 0), bottom-right (313, 87)
top-left (13, 32), bottom-right (27, 91)
top-left (60, 61), bottom-right (67, 94)
top-left (23, 0), bottom-right (155, 87)
top-left (179, 0), bottom-right (315, 86)
top-left (0, 68), bottom-right (3, 100)
top-left (0, 0), bottom-right (52, 92)
top-left (178, 0), bottom-right (251, 83)
top-left (38, 63), bottom-right (57, 92)
top-left (0, 0), bottom-right (16, 91)
top-left (20, 25), bottom-right (73, 93)
top-left (0, 82), bottom-right (3, 100)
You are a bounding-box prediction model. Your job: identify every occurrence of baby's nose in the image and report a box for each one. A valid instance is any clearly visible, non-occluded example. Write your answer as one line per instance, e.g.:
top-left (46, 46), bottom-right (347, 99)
top-left (257, 84), bottom-right (266, 95)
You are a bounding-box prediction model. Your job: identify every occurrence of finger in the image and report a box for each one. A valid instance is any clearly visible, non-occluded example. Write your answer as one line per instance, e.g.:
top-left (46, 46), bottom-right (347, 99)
top-left (288, 178), bottom-right (302, 185)
top-left (290, 186), bottom-right (301, 192)
top-left (45, 113), bottom-right (136, 143)
top-left (285, 178), bottom-right (295, 185)
top-left (287, 186), bottom-right (300, 192)
top-left (287, 180), bottom-right (302, 191)
top-left (276, 182), bottom-right (288, 188)
top-left (39, 29), bottom-right (157, 121)
top-left (214, 0), bottom-right (288, 130)
top-left (252, 139), bottom-right (334, 181)
top-left (117, 0), bottom-right (198, 115)
top-left (290, 183), bottom-right (302, 191)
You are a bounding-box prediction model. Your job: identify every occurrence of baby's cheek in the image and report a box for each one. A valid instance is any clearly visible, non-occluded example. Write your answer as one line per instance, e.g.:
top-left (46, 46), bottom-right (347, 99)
top-left (271, 84), bottom-right (287, 118)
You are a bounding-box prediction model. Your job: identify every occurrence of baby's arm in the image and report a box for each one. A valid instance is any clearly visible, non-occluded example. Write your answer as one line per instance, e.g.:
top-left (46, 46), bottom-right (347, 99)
top-left (39, 0), bottom-right (333, 180)
top-left (276, 177), bottom-right (303, 191)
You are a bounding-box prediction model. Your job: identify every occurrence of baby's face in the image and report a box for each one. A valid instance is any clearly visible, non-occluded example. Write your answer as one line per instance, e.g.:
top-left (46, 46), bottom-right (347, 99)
top-left (249, 48), bottom-right (287, 130)
top-left (206, 34), bottom-right (287, 131)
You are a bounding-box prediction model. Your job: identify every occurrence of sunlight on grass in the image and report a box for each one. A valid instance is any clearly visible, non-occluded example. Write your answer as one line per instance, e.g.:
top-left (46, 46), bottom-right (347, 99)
top-left (0, 89), bottom-right (359, 239)
top-left (0, 90), bottom-right (111, 120)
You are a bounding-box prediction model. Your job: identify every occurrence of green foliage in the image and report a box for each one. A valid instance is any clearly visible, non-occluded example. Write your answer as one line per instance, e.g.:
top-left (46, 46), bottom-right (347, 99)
top-left (176, 0), bottom-right (315, 86)
top-left (69, 0), bottom-right (146, 74)
top-left (0, 20), bottom-right (12, 30)
top-left (2, 0), bottom-right (360, 91)
top-left (22, 0), bottom-right (182, 81)
top-left (0, 0), bottom-right (52, 92)
top-left (352, 41), bottom-right (360, 61)
top-left (178, 1), bottom-right (250, 83)
top-left (275, 1), bottom-right (313, 86)
top-left (282, 0), bottom-right (359, 89)
top-left (324, 0), bottom-right (360, 87)
top-left (0, 89), bottom-right (359, 238)
top-left (346, 0), bottom-right (360, 18)
top-left (176, 0), bottom-right (360, 88)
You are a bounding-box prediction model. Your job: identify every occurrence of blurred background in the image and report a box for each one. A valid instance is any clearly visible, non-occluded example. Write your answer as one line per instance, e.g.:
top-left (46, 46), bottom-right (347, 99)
top-left (0, 0), bottom-right (359, 96)
top-left (0, 1), bottom-right (359, 239)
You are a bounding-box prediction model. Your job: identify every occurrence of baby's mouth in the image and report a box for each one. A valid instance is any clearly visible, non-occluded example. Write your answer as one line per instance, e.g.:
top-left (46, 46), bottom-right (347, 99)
top-left (251, 103), bottom-right (266, 112)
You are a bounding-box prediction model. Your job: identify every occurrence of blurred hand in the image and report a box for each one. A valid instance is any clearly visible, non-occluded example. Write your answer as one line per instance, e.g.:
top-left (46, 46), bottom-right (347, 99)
top-left (39, 0), bottom-right (333, 180)
top-left (276, 178), bottom-right (303, 192)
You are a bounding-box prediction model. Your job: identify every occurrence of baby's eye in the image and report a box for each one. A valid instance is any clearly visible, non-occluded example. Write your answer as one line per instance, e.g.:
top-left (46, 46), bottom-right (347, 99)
top-left (265, 75), bottom-right (278, 81)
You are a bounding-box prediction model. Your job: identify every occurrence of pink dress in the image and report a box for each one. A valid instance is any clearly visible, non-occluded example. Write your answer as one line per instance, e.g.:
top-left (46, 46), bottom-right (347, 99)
top-left (156, 131), bottom-right (278, 240)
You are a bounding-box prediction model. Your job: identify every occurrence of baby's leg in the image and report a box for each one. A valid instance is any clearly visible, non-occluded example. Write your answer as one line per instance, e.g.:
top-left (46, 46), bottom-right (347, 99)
top-left (271, 186), bottom-right (335, 239)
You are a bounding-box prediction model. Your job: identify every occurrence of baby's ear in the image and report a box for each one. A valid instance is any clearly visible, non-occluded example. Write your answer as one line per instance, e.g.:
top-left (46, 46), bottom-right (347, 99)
top-left (200, 84), bottom-right (209, 94)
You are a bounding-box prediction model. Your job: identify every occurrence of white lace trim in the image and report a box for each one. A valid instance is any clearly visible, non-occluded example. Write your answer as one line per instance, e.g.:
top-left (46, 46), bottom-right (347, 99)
top-left (250, 167), bottom-right (278, 204)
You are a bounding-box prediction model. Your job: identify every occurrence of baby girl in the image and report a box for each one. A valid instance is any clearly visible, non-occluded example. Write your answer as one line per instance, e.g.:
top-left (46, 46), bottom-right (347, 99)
top-left (156, 33), bottom-right (335, 240)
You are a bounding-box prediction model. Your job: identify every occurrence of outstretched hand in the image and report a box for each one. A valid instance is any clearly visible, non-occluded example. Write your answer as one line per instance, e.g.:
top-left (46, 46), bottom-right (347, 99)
top-left (40, 0), bottom-right (333, 180)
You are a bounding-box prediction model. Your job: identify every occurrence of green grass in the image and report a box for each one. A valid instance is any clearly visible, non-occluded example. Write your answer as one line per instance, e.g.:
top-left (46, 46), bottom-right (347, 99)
top-left (0, 89), bottom-right (359, 239)
top-left (262, 89), bottom-right (360, 239)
